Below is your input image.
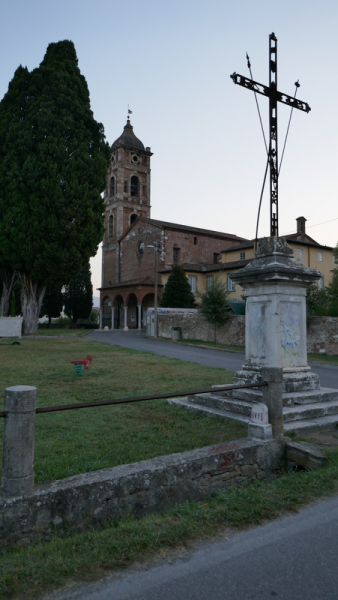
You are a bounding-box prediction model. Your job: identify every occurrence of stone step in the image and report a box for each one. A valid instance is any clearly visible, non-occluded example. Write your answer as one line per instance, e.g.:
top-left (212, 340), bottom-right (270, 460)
top-left (188, 393), bottom-right (252, 417)
top-left (283, 400), bottom-right (338, 422)
top-left (167, 397), bottom-right (250, 424)
top-left (284, 414), bottom-right (338, 434)
top-left (167, 395), bottom-right (338, 434)
top-left (230, 387), bottom-right (338, 406)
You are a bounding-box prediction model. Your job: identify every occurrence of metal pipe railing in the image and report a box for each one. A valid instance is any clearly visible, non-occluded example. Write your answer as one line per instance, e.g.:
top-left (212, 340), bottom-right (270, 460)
top-left (0, 382), bottom-right (268, 417)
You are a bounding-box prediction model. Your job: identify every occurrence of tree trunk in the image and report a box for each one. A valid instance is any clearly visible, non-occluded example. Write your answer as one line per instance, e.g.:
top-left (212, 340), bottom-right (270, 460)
top-left (21, 276), bottom-right (46, 335)
top-left (0, 272), bottom-right (16, 317)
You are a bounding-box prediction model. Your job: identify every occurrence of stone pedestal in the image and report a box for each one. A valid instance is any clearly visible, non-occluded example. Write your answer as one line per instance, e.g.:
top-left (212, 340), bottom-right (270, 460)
top-left (231, 237), bottom-right (322, 403)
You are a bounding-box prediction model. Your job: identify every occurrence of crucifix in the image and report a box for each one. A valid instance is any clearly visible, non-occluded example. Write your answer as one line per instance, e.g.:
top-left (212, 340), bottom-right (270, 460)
top-left (230, 33), bottom-right (311, 237)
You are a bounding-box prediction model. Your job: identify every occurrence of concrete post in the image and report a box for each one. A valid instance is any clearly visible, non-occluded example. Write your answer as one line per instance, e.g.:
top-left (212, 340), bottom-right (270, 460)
top-left (261, 367), bottom-right (284, 440)
top-left (138, 305), bottom-right (142, 329)
top-left (111, 306), bottom-right (114, 329)
top-left (123, 306), bottom-right (128, 330)
top-left (1, 386), bottom-right (37, 496)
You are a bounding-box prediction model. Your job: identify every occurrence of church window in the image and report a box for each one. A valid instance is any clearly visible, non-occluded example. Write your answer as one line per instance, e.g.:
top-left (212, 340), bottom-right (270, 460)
top-left (227, 275), bottom-right (235, 292)
top-left (173, 247), bottom-right (180, 264)
top-left (194, 237), bottom-right (197, 245)
top-left (206, 276), bottom-right (214, 291)
top-left (138, 242), bottom-right (145, 255)
top-left (188, 275), bottom-right (197, 293)
top-left (130, 214), bottom-right (138, 225)
top-left (110, 177), bottom-right (115, 197)
top-left (108, 214), bottom-right (114, 239)
top-left (131, 176), bottom-right (139, 197)
top-left (131, 154), bottom-right (139, 163)
top-left (213, 252), bottom-right (220, 264)
top-left (124, 180), bottom-right (128, 193)
top-left (239, 252), bottom-right (245, 260)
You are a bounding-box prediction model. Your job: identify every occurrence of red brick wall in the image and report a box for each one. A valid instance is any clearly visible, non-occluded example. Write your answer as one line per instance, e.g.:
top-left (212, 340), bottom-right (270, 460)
top-left (120, 222), bottom-right (163, 282)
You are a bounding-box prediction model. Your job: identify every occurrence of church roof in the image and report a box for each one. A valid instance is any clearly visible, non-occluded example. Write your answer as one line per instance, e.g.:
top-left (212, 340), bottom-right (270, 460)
top-left (111, 118), bottom-right (145, 152)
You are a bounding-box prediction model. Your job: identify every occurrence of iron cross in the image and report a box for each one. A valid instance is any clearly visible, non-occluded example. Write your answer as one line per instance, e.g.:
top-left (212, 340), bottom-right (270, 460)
top-left (230, 33), bottom-right (311, 237)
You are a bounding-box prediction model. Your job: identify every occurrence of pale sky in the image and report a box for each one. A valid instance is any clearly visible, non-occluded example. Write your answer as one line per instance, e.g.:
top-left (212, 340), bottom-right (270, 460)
top-left (2, 0), bottom-right (338, 294)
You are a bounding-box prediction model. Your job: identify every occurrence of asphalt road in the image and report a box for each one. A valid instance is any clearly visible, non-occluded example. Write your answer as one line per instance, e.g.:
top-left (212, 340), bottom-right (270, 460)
top-left (87, 330), bottom-right (338, 389)
top-left (45, 494), bottom-right (338, 600)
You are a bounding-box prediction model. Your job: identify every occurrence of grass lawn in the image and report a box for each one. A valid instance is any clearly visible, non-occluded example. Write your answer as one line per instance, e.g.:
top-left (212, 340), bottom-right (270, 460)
top-left (1, 449), bottom-right (338, 599)
top-left (0, 338), bottom-right (244, 483)
top-left (35, 328), bottom-right (92, 337)
top-left (307, 353), bottom-right (338, 365)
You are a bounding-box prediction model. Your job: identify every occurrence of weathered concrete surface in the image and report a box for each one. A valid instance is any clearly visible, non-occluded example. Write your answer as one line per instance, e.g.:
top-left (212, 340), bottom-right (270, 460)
top-left (286, 439), bottom-right (328, 470)
top-left (1, 386), bottom-right (37, 496)
top-left (0, 316), bottom-right (23, 338)
top-left (0, 438), bottom-right (282, 548)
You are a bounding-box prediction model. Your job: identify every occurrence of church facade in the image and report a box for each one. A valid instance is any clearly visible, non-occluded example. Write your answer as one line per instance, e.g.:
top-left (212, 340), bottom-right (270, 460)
top-left (99, 119), bottom-right (247, 328)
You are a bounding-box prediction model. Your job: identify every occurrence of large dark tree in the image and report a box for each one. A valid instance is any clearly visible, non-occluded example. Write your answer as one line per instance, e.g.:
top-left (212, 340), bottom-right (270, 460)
top-left (64, 262), bottom-right (93, 326)
top-left (0, 40), bottom-right (110, 334)
top-left (39, 288), bottom-right (64, 326)
top-left (160, 265), bottom-right (195, 308)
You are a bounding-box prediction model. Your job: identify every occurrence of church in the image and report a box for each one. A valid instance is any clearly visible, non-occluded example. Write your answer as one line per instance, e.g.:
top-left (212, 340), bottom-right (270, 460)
top-left (99, 119), bottom-right (335, 329)
top-left (99, 118), bottom-right (247, 329)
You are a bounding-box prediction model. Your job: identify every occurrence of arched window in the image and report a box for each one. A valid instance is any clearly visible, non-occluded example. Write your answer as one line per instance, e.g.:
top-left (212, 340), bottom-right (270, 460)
top-left (130, 214), bottom-right (138, 226)
top-left (110, 177), bottom-right (115, 197)
top-left (130, 176), bottom-right (139, 197)
top-left (108, 214), bottom-right (114, 239)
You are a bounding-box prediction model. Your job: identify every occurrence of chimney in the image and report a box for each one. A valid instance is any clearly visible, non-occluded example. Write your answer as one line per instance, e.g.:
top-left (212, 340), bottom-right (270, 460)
top-left (296, 216), bottom-right (307, 235)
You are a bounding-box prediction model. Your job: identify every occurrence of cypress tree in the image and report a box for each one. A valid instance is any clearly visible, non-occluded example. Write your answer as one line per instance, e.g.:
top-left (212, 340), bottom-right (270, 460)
top-left (0, 41), bottom-right (110, 334)
top-left (40, 288), bottom-right (64, 326)
top-left (160, 265), bottom-right (195, 308)
top-left (64, 262), bottom-right (93, 326)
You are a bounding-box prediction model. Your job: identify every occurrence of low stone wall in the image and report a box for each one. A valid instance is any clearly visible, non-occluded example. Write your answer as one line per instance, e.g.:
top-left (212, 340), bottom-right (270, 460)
top-left (0, 317), bottom-right (23, 339)
top-left (157, 310), bottom-right (245, 346)
top-left (0, 438), bottom-right (282, 548)
top-left (157, 312), bottom-right (338, 355)
top-left (307, 316), bottom-right (338, 355)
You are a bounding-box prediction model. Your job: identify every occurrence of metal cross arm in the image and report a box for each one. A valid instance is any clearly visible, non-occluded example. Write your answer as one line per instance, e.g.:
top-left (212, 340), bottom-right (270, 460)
top-left (230, 73), bottom-right (311, 114)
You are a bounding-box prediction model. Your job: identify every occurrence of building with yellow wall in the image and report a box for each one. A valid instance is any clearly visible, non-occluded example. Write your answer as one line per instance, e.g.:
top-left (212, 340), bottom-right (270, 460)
top-left (160, 217), bottom-right (337, 305)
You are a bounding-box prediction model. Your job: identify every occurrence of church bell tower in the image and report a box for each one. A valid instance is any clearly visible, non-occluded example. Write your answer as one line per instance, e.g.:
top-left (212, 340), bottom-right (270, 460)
top-left (102, 118), bottom-right (153, 286)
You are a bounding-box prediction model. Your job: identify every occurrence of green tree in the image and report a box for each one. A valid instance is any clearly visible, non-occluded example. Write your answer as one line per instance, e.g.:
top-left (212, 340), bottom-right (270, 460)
top-left (326, 267), bottom-right (338, 316)
top-left (0, 40), bottom-right (110, 334)
top-left (39, 288), bottom-right (64, 326)
top-left (64, 262), bottom-right (93, 326)
top-left (197, 276), bottom-right (231, 342)
top-left (160, 265), bottom-right (195, 308)
top-left (306, 284), bottom-right (329, 316)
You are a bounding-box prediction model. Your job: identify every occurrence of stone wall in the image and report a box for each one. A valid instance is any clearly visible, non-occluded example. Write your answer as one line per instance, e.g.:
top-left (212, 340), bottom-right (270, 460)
top-left (0, 438), bottom-right (282, 548)
top-left (307, 316), bottom-right (338, 355)
top-left (157, 311), bottom-right (338, 355)
top-left (0, 317), bottom-right (23, 339)
top-left (157, 309), bottom-right (245, 346)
